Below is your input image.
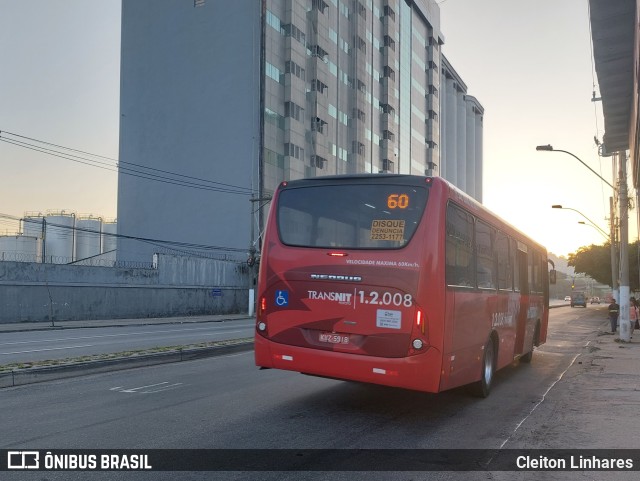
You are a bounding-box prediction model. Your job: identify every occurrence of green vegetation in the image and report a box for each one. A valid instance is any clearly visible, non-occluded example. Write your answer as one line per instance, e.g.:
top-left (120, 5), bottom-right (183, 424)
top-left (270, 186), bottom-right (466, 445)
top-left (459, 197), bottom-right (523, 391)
top-left (567, 241), bottom-right (640, 291)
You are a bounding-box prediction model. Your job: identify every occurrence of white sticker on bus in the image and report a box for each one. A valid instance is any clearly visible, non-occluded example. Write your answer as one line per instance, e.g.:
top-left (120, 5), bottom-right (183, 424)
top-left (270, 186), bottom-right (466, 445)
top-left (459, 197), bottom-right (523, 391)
top-left (376, 309), bottom-right (402, 329)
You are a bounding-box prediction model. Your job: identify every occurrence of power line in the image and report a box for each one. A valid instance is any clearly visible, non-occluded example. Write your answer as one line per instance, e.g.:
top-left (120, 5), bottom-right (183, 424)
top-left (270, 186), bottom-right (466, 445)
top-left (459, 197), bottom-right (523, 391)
top-left (1, 137), bottom-right (250, 195)
top-left (0, 130), bottom-right (255, 196)
top-left (2, 129), bottom-right (254, 193)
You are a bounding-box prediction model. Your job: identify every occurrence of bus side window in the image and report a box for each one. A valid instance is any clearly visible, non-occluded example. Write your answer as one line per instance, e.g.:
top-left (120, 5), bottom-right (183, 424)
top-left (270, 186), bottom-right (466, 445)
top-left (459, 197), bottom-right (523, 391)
top-left (445, 204), bottom-right (475, 287)
top-left (476, 221), bottom-right (497, 290)
top-left (496, 231), bottom-right (511, 291)
top-left (512, 239), bottom-right (520, 292)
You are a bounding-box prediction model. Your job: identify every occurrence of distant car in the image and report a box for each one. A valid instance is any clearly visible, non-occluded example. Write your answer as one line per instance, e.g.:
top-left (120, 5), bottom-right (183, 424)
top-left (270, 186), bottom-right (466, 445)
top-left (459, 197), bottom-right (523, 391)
top-left (564, 296), bottom-right (571, 301)
top-left (571, 293), bottom-right (587, 308)
top-left (590, 297), bottom-right (601, 304)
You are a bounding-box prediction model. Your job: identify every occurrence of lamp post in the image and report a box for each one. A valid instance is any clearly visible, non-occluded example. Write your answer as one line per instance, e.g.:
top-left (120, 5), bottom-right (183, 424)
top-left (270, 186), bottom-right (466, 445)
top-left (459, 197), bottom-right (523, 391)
top-left (539, 145), bottom-right (630, 341)
top-left (536, 145), bottom-right (615, 189)
top-left (551, 205), bottom-right (610, 239)
top-left (577, 221), bottom-right (610, 240)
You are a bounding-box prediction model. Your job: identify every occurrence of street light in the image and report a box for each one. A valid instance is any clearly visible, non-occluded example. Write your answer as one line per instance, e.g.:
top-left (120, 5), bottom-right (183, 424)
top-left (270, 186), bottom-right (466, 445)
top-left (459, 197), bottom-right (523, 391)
top-left (577, 221), bottom-right (610, 240)
top-left (550, 205), bottom-right (609, 239)
top-left (540, 145), bottom-right (630, 341)
top-left (536, 144), bottom-right (615, 190)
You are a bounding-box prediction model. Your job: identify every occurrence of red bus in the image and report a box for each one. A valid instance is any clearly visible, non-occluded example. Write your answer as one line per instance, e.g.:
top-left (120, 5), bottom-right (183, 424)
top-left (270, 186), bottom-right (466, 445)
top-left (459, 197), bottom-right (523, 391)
top-left (255, 175), bottom-right (550, 397)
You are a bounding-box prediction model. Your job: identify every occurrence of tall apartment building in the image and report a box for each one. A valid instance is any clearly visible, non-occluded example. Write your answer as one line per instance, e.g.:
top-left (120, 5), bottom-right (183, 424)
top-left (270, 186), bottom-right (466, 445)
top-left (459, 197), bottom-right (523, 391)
top-left (117, 0), bottom-right (483, 262)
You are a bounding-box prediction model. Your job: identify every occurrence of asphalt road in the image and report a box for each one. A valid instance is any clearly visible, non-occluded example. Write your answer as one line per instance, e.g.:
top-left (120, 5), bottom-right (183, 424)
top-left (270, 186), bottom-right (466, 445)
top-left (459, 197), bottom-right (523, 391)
top-left (0, 319), bottom-right (254, 364)
top-left (1, 306), bottom-right (611, 481)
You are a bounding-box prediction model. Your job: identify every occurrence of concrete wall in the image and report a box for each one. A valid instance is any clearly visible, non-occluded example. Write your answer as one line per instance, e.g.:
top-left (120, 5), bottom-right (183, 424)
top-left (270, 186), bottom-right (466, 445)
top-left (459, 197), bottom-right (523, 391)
top-left (0, 255), bottom-right (251, 323)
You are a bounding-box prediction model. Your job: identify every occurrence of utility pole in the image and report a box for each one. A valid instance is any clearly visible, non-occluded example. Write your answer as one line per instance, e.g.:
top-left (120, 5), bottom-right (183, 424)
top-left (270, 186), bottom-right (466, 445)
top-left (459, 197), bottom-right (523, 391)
top-left (247, 195), bottom-right (272, 317)
top-left (610, 196), bottom-right (619, 302)
top-left (618, 152), bottom-right (631, 342)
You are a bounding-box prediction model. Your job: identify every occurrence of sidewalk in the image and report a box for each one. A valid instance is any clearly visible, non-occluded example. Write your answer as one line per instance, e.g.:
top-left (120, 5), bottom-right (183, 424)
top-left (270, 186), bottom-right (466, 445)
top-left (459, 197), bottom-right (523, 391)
top-left (0, 313), bottom-right (253, 333)
top-left (498, 315), bottom-right (640, 455)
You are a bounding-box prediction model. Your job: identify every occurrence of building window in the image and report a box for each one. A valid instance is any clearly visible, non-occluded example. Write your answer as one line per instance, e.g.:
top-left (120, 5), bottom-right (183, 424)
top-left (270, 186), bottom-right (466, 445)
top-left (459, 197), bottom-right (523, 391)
top-left (284, 101), bottom-right (303, 122)
top-left (311, 155), bottom-right (327, 169)
top-left (383, 35), bottom-right (395, 51)
top-left (311, 79), bottom-right (328, 94)
top-left (382, 66), bottom-right (395, 81)
top-left (383, 5), bottom-right (395, 21)
top-left (266, 10), bottom-right (281, 31)
top-left (266, 62), bottom-right (283, 84)
top-left (352, 141), bottom-right (365, 155)
top-left (265, 107), bottom-right (285, 130)
top-left (381, 159), bottom-right (394, 172)
top-left (281, 23), bottom-right (306, 45)
top-left (427, 110), bottom-right (438, 121)
top-left (285, 61), bottom-right (306, 81)
top-left (383, 130), bottom-right (395, 142)
top-left (311, 117), bottom-right (327, 134)
top-left (284, 142), bottom-right (304, 160)
top-left (310, 45), bottom-right (329, 60)
top-left (338, 110), bottom-right (348, 126)
top-left (380, 103), bottom-right (395, 115)
top-left (354, 0), bottom-right (366, 19)
top-left (428, 85), bottom-right (439, 97)
top-left (312, 0), bottom-right (328, 14)
top-left (353, 108), bottom-right (366, 122)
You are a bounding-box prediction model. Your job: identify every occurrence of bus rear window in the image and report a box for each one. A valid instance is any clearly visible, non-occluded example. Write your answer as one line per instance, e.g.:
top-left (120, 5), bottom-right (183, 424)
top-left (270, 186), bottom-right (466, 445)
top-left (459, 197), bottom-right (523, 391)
top-left (277, 183), bottom-right (428, 249)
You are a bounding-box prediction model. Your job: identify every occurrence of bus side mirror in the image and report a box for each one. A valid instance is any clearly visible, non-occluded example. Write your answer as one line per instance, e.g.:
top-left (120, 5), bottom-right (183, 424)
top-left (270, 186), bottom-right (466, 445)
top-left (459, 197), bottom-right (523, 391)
top-left (549, 270), bottom-right (557, 285)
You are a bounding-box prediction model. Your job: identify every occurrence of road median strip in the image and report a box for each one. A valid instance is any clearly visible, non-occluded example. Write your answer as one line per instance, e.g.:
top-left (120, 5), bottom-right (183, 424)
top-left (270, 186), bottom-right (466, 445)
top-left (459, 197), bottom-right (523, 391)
top-left (0, 337), bottom-right (254, 388)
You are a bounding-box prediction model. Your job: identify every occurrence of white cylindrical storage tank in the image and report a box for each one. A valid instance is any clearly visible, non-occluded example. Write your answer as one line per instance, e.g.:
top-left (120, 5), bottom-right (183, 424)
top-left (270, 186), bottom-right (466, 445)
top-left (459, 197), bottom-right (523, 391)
top-left (45, 210), bottom-right (75, 264)
top-left (0, 235), bottom-right (40, 262)
top-left (75, 215), bottom-right (102, 261)
top-left (22, 212), bottom-right (45, 239)
top-left (101, 219), bottom-right (117, 254)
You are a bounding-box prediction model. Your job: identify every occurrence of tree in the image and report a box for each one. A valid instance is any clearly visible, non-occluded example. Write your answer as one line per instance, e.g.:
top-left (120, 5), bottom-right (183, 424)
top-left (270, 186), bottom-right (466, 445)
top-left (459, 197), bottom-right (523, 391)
top-left (567, 242), bottom-right (640, 291)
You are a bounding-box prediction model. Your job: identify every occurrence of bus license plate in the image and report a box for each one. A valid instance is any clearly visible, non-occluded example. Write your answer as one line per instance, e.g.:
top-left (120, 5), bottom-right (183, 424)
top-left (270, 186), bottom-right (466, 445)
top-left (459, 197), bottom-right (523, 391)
top-left (319, 332), bottom-right (350, 345)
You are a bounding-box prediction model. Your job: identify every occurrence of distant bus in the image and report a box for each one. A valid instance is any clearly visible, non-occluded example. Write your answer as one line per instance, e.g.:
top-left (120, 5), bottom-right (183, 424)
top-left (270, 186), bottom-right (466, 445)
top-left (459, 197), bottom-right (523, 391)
top-left (254, 175), bottom-right (550, 397)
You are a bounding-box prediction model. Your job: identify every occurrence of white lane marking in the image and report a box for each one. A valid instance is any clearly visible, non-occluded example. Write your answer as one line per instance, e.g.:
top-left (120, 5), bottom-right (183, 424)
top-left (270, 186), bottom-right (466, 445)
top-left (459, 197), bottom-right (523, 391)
top-left (119, 382), bottom-right (172, 393)
top-left (0, 326), bottom-right (252, 347)
top-left (1, 344), bottom-right (95, 355)
top-left (112, 382), bottom-right (184, 394)
top-left (498, 351), bottom-right (582, 449)
top-left (142, 383), bottom-right (184, 393)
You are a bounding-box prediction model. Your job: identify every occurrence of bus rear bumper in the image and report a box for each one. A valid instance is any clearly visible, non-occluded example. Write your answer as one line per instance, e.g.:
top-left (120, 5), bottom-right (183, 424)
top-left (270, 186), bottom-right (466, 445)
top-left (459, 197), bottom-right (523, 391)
top-left (255, 335), bottom-right (442, 393)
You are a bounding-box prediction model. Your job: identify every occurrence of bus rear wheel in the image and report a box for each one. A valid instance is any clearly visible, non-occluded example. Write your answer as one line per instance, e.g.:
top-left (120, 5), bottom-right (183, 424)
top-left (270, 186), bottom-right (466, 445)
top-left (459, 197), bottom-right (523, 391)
top-left (470, 337), bottom-right (495, 398)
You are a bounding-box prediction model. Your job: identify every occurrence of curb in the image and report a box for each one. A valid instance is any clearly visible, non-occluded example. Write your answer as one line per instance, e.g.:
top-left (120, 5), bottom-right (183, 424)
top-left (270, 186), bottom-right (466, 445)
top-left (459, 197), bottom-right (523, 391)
top-left (0, 339), bottom-right (254, 388)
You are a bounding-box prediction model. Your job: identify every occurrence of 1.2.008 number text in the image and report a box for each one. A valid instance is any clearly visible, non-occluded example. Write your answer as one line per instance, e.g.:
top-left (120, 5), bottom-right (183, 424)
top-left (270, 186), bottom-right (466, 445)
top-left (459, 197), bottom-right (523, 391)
top-left (357, 291), bottom-right (413, 307)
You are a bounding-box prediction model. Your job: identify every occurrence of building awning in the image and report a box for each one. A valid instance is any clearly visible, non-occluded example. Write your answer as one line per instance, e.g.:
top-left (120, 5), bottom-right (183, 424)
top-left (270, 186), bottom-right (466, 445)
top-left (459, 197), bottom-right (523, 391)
top-left (589, 0), bottom-right (636, 154)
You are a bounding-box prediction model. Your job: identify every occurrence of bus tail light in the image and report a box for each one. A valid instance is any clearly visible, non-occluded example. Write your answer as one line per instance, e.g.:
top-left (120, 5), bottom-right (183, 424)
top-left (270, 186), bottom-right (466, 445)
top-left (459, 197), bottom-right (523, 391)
top-left (415, 309), bottom-right (425, 335)
top-left (409, 309), bottom-right (426, 355)
top-left (260, 296), bottom-right (267, 315)
top-left (257, 296), bottom-right (268, 336)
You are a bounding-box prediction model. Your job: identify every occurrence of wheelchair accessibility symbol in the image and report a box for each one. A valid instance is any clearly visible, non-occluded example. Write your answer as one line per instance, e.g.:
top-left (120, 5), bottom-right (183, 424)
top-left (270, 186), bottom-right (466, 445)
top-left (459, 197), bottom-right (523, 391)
top-left (275, 290), bottom-right (289, 307)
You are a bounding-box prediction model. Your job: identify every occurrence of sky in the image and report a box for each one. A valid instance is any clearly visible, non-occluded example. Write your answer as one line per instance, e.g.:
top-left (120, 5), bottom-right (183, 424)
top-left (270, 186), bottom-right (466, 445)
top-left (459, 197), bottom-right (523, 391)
top-left (0, 0), bottom-right (633, 258)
